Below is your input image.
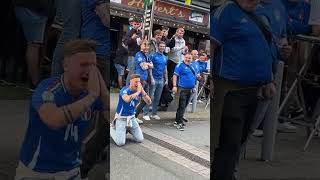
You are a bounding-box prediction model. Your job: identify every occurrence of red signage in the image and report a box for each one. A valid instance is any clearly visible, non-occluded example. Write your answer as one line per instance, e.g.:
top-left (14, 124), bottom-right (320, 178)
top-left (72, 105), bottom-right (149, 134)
top-left (121, 0), bottom-right (209, 25)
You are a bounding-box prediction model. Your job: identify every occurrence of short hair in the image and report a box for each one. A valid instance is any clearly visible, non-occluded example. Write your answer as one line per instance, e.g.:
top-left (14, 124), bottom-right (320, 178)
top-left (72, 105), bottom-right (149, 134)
top-left (130, 74), bottom-right (141, 80)
top-left (140, 39), bottom-right (149, 46)
top-left (185, 52), bottom-right (192, 56)
top-left (162, 26), bottom-right (169, 30)
top-left (154, 29), bottom-right (162, 36)
top-left (158, 41), bottom-right (166, 46)
top-left (176, 28), bottom-right (184, 33)
top-left (132, 17), bottom-right (142, 23)
top-left (64, 39), bottom-right (97, 59)
top-left (199, 53), bottom-right (207, 57)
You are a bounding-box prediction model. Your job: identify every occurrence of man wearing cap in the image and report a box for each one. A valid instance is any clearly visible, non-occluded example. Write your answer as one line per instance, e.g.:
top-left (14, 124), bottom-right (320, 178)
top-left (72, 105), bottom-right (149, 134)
top-left (124, 17), bottom-right (143, 87)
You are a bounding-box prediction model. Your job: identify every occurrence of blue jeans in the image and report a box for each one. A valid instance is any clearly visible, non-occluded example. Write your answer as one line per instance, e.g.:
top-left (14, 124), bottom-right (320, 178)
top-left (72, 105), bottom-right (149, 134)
top-left (150, 79), bottom-right (164, 115)
top-left (125, 56), bottom-right (135, 86)
top-left (110, 118), bottom-right (144, 146)
top-left (51, 0), bottom-right (81, 76)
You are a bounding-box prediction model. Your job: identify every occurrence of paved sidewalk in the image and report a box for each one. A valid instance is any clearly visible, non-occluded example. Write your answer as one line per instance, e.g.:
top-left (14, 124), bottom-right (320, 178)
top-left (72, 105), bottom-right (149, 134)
top-left (239, 128), bottom-right (320, 180)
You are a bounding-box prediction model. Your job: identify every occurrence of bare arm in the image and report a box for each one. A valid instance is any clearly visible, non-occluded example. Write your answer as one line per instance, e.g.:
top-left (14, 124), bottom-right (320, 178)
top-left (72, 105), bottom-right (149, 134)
top-left (164, 66), bottom-right (168, 82)
top-left (121, 91), bottom-right (141, 103)
top-left (172, 74), bottom-right (178, 87)
top-left (38, 94), bottom-right (97, 130)
top-left (141, 89), bottom-right (152, 105)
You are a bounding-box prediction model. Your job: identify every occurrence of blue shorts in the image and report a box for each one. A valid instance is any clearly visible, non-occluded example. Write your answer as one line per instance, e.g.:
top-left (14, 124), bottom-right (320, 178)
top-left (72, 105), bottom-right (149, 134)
top-left (15, 7), bottom-right (47, 44)
top-left (114, 64), bottom-right (125, 76)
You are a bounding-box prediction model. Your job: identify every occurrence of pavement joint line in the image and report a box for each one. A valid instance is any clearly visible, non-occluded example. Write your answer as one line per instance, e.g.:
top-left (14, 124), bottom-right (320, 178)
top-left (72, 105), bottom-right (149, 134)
top-left (139, 139), bottom-right (209, 179)
top-left (141, 128), bottom-right (210, 168)
top-left (142, 127), bottom-right (210, 160)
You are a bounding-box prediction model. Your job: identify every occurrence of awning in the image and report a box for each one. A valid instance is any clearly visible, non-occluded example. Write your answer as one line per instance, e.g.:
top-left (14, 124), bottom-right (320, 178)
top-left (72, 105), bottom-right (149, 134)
top-left (110, 1), bottom-right (209, 34)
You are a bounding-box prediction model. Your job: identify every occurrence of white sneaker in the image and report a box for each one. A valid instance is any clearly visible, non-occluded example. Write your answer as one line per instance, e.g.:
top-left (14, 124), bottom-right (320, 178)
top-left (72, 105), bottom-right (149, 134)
top-left (151, 115), bottom-right (161, 120)
top-left (143, 115), bottom-right (151, 121)
top-left (136, 118), bottom-right (143, 124)
top-left (252, 129), bottom-right (263, 137)
top-left (277, 122), bottom-right (297, 132)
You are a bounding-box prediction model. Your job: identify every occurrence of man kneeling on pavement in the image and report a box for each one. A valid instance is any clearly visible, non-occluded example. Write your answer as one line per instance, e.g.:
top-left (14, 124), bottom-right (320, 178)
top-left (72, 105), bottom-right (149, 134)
top-left (110, 74), bottom-right (152, 146)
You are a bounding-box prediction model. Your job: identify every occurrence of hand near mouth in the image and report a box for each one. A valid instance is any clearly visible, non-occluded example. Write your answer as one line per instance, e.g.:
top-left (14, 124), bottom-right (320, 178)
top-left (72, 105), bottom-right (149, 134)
top-left (87, 66), bottom-right (100, 98)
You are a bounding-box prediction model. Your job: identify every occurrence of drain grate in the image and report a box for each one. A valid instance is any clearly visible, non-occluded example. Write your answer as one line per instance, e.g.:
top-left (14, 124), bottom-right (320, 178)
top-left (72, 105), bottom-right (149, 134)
top-left (143, 133), bottom-right (210, 168)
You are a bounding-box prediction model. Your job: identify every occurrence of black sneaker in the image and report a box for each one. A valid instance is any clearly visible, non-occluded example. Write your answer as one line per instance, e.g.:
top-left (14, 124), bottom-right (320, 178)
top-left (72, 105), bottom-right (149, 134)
top-left (176, 123), bottom-right (185, 131)
top-left (182, 118), bottom-right (188, 122)
top-left (174, 122), bottom-right (185, 126)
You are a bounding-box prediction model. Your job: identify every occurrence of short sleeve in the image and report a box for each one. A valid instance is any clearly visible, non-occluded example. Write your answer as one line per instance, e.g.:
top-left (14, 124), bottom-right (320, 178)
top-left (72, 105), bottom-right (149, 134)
top-left (211, 3), bottom-right (234, 45)
top-left (149, 53), bottom-right (155, 63)
top-left (174, 63), bottom-right (181, 76)
top-left (31, 80), bottom-right (56, 111)
top-left (135, 54), bottom-right (144, 65)
top-left (120, 87), bottom-right (128, 97)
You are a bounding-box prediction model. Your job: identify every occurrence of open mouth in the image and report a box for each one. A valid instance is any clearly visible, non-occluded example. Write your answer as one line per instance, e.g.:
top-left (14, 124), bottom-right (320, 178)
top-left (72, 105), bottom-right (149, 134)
top-left (81, 77), bottom-right (89, 83)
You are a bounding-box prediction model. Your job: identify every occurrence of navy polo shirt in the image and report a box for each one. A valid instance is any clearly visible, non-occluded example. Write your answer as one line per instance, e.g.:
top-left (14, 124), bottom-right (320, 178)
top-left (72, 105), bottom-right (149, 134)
top-left (174, 62), bottom-right (197, 89)
top-left (212, 1), bottom-right (273, 86)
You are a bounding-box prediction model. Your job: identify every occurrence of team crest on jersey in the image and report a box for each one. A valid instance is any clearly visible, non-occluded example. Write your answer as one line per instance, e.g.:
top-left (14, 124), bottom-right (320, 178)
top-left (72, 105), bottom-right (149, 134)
top-left (42, 91), bottom-right (55, 103)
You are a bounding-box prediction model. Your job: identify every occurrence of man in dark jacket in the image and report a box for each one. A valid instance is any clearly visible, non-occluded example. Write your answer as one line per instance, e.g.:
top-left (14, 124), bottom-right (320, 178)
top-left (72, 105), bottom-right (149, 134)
top-left (124, 17), bottom-right (142, 86)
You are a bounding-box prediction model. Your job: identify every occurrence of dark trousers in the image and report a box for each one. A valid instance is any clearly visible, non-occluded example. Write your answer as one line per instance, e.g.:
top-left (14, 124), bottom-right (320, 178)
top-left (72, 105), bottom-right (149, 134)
top-left (175, 88), bottom-right (192, 124)
top-left (167, 60), bottom-right (177, 89)
top-left (213, 89), bottom-right (258, 180)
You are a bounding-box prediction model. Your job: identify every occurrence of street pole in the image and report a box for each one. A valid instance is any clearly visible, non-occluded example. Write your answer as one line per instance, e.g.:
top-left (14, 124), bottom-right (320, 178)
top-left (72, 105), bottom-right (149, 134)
top-left (261, 61), bottom-right (284, 161)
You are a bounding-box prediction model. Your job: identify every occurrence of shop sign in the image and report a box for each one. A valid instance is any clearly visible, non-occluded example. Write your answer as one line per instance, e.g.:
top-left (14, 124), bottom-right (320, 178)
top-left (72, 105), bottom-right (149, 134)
top-left (121, 0), bottom-right (208, 25)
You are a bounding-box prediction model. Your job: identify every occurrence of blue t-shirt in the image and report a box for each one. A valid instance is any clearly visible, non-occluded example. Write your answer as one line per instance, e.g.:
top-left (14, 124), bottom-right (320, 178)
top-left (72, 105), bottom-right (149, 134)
top-left (174, 62), bottom-right (197, 89)
top-left (80, 0), bottom-right (110, 57)
top-left (282, 0), bottom-right (311, 35)
top-left (19, 76), bottom-right (104, 173)
top-left (256, 0), bottom-right (288, 70)
top-left (191, 60), bottom-right (200, 74)
top-left (212, 1), bottom-right (273, 86)
top-left (116, 86), bottom-right (142, 116)
top-left (197, 61), bottom-right (208, 74)
top-left (256, 0), bottom-right (287, 40)
top-left (134, 51), bottom-right (149, 81)
top-left (150, 52), bottom-right (168, 80)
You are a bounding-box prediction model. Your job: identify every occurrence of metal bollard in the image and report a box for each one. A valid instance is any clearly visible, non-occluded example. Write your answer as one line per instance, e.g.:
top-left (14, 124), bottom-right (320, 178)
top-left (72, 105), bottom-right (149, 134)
top-left (191, 81), bottom-right (199, 113)
top-left (261, 61), bottom-right (285, 161)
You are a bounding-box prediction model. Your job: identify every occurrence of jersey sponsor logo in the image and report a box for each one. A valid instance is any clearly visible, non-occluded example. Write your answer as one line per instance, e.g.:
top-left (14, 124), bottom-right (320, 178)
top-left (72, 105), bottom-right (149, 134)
top-left (240, 17), bottom-right (248, 23)
top-left (42, 91), bottom-right (55, 103)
